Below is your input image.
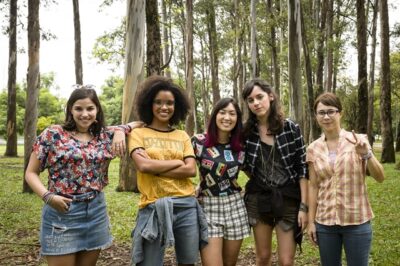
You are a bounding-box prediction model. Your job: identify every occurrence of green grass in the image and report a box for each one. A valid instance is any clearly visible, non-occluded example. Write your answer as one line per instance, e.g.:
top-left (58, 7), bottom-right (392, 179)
top-left (0, 146), bottom-right (399, 265)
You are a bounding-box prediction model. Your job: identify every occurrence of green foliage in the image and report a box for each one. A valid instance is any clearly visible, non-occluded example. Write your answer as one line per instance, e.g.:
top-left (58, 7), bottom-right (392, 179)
top-left (99, 76), bottom-right (124, 126)
top-left (92, 19), bottom-right (126, 69)
top-left (0, 73), bottom-right (65, 138)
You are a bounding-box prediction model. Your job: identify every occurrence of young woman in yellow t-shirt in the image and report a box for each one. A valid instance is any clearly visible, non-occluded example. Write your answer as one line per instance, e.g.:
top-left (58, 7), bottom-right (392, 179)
top-left (128, 75), bottom-right (207, 266)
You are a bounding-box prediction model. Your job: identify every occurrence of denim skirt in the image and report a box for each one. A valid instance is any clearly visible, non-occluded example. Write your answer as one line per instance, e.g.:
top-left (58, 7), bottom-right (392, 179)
top-left (40, 191), bottom-right (113, 256)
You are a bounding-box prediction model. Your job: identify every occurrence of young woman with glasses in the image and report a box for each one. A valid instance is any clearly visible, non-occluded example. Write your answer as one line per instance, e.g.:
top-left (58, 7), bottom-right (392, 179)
top-left (307, 92), bottom-right (385, 266)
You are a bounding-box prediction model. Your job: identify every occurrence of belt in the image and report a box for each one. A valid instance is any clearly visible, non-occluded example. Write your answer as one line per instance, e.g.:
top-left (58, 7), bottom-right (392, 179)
top-left (58, 191), bottom-right (98, 202)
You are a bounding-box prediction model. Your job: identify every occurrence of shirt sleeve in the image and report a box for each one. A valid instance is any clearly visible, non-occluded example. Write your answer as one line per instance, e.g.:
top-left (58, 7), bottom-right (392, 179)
top-left (182, 132), bottom-right (195, 159)
top-left (128, 129), bottom-right (144, 155)
top-left (32, 126), bottom-right (54, 172)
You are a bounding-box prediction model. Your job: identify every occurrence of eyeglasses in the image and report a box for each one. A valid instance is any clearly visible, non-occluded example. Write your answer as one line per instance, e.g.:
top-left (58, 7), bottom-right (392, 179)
top-left (316, 109), bottom-right (339, 117)
top-left (153, 99), bottom-right (175, 107)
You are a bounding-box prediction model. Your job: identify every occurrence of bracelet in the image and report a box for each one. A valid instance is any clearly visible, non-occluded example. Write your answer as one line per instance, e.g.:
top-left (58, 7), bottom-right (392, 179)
top-left (42, 191), bottom-right (55, 204)
top-left (361, 150), bottom-right (373, 160)
top-left (299, 202), bottom-right (309, 213)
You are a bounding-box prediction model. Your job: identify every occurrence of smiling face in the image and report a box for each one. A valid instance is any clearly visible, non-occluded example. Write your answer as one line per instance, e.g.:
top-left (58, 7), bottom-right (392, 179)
top-left (70, 97), bottom-right (98, 132)
top-left (245, 85), bottom-right (274, 120)
top-left (216, 103), bottom-right (238, 135)
top-left (151, 90), bottom-right (175, 126)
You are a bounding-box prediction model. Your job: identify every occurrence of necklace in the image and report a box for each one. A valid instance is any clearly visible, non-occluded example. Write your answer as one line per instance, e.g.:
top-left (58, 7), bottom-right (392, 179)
top-left (259, 138), bottom-right (276, 186)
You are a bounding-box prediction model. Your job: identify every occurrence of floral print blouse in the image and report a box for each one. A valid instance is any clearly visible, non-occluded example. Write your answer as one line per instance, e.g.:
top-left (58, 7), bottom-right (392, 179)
top-left (33, 125), bottom-right (129, 194)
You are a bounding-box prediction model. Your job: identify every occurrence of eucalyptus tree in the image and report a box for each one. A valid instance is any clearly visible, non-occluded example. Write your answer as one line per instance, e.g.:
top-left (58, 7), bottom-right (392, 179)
top-left (356, 0), bottom-right (368, 133)
top-left (119, 0), bottom-right (145, 191)
top-left (367, 0), bottom-right (379, 146)
top-left (5, 0), bottom-right (18, 157)
top-left (23, 0), bottom-right (40, 193)
top-left (379, 0), bottom-right (395, 163)
top-left (72, 0), bottom-right (83, 84)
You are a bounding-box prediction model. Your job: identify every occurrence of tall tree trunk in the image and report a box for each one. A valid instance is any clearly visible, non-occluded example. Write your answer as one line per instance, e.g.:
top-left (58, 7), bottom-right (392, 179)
top-left (185, 0), bottom-right (195, 136)
top-left (206, 4), bottom-right (220, 104)
top-left (5, 0), bottom-right (18, 157)
top-left (23, 0), bottom-right (40, 193)
top-left (356, 0), bottom-right (368, 134)
top-left (250, 0), bottom-right (258, 78)
top-left (300, 0), bottom-right (318, 143)
top-left (161, 0), bottom-right (171, 77)
top-left (323, 0), bottom-right (333, 92)
top-left (146, 0), bottom-right (161, 75)
top-left (199, 38), bottom-right (210, 130)
top-left (266, 0), bottom-right (280, 96)
top-left (118, 0), bottom-right (146, 192)
top-left (72, 0), bottom-right (83, 84)
top-left (367, 0), bottom-right (378, 146)
top-left (315, 0), bottom-right (327, 96)
top-left (379, 0), bottom-right (395, 163)
top-left (288, 0), bottom-right (304, 132)
top-left (232, 0), bottom-right (240, 102)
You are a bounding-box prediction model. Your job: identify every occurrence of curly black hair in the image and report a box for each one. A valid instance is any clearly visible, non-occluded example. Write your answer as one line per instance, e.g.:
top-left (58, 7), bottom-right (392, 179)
top-left (135, 75), bottom-right (191, 125)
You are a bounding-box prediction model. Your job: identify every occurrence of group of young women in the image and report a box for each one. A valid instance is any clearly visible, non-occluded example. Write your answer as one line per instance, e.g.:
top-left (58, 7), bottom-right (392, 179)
top-left (25, 75), bottom-right (385, 266)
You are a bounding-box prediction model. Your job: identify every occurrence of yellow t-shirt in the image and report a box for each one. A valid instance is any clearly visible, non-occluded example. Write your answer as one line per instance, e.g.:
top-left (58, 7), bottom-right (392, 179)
top-left (128, 127), bottom-right (195, 208)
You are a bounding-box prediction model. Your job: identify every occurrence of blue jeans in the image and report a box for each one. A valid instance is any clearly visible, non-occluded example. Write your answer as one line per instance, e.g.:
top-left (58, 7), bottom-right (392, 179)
top-left (134, 200), bottom-right (200, 266)
top-left (316, 222), bottom-right (372, 266)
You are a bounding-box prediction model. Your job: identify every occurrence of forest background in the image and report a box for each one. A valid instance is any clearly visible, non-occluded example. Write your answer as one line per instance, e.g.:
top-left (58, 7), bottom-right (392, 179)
top-left (0, 0), bottom-right (400, 264)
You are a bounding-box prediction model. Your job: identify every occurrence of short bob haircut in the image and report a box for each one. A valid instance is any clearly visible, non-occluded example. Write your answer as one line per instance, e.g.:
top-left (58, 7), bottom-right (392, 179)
top-left (313, 92), bottom-right (343, 113)
top-left (204, 98), bottom-right (243, 152)
top-left (242, 78), bottom-right (284, 137)
top-left (135, 75), bottom-right (190, 126)
top-left (63, 85), bottom-right (105, 136)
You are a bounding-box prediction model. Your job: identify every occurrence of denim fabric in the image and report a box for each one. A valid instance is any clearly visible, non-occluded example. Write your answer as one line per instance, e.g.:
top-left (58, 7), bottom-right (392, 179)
top-left (316, 222), bottom-right (372, 266)
top-left (40, 192), bottom-right (112, 256)
top-left (131, 196), bottom-right (206, 266)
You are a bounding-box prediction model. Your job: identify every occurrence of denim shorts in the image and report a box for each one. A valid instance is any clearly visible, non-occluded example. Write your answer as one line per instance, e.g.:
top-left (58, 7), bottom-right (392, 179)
top-left (202, 193), bottom-right (250, 240)
top-left (40, 191), bottom-right (112, 256)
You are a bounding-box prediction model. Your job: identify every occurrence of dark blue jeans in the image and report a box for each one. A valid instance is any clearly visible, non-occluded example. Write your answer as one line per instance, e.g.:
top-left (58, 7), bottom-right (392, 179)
top-left (316, 222), bottom-right (372, 266)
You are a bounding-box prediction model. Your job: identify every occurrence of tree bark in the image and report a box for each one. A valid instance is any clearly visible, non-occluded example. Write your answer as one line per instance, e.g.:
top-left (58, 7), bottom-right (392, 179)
top-left (72, 0), bottom-right (83, 84)
top-left (5, 0), bottom-right (18, 157)
top-left (367, 0), bottom-right (378, 146)
top-left (266, 0), bottom-right (280, 96)
top-left (119, 0), bottom-right (146, 192)
top-left (250, 0), bottom-right (258, 78)
top-left (288, 0), bottom-right (304, 132)
top-left (146, 0), bottom-right (161, 76)
top-left (379, 0), bottom-right (395, 163)
top-left (23, 0), bottom-right (40, 193)
top-left (356, 0), bottom-right (368, 134)
top-left (161, 0), bottom-right (171, 77)
top-left (300, 0), bottom-right (318, 143)
top-left (206, 4), bottom-right (220, 104)
top-left (315, 0), bottom-right (327, 96)
top-left (323, 0), bottom-right (333, 92)
top-left (185, 0), bottom-right (195, 136)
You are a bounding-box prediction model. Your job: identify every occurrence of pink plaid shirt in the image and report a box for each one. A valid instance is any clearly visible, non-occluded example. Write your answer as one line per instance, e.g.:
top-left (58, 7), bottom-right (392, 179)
top-left (306, 129), bottom-right (374, 226)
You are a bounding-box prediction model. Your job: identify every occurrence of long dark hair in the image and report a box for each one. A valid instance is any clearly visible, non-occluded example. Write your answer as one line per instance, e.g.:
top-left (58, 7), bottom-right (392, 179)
top-left (135, 75), bottom-right (190, 125)
top-left (204, 98), bottom-right (243, 152)
top-left (63, 86), bottom-right (105, 136)
top-left (242, 78), bottom-right (284, 138)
